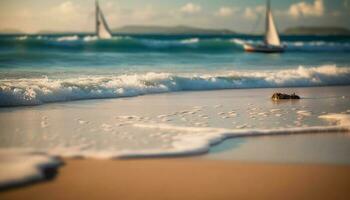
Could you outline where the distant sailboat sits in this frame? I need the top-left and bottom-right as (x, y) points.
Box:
(243, 0), (285, 53)
(95, 0), (112, 39)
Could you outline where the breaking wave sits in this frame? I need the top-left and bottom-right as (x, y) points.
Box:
(1, 65), (349, 106)
(0, 35), (347, 53)
(232, 38), (350, 52)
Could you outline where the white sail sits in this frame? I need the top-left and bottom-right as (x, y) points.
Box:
(96, 0), (112, 39)
(264, 0), (281, 46)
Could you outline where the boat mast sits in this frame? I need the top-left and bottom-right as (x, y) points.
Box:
(95, 0), (99, 36)
(264, 0), (270, 45)
(95, 0), (112, 39)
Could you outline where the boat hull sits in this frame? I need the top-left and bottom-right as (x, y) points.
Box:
(243, 43), (285, 53)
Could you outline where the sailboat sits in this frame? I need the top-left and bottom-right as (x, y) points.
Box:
(95, 0), (112, 39)
(243, 0), (285, 53)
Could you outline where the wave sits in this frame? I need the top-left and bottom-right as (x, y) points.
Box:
(232, 39), (350, 52)
(7, 35), (212, 52)
(0, 113), (349, 188)
(180, 38), (200, 44)
(56, 35), (79, 42)
(1, 65), (349, 106)
(2, 35), (348, 53)
(285, 41), (350, 52)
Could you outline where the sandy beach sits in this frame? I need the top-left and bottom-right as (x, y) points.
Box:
(1, 158), (350, 200)
(1, 86), (350, 195)
(1, 1), (350, 198)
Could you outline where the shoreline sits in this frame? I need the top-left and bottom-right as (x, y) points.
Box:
(1, 158), (350, 200)
(1, 86), (350, 196)
(1, 27), (350, 199)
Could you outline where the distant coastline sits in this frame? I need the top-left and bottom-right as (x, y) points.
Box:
(1, 25), (350, 36)
(34, 25), (236, 35)
(284, 26), (350, 36)
(111, 25), (235, 35)
(0, 28), (23, 34)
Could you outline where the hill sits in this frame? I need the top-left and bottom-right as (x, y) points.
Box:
(284, 26), (350, 35)
(0, 28), (23, 34)
(112, 25), (235, 35)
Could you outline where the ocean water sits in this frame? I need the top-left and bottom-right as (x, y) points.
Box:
(0, 34), (350, 106)
(1, 34), (350, 188)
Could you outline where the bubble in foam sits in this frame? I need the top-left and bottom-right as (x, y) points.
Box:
(101, 123), (113, 132)
(41, 121), (48, 128)
(297, 110), (312, 116)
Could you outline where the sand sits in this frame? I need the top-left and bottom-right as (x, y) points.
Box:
(1, 87), (350, 199)
(1, 158), (350, 200)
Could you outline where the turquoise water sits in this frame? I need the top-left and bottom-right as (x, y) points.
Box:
(0, 34), (350, 106)
(1, 34), (350, 188)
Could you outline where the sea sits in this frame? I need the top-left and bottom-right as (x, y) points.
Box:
(0, 34), (350, 106)
(0, 33), (350, 188)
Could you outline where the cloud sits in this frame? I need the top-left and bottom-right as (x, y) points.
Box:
(244, 8), (256, 19)
(180, 3), (201, 14)
(288, 0), (324, 18)
(215, 7), (236, 17)
(106, 4), (170, 27)
(44, 1), (89, 29)
(0, 1), (91, 33)
(0, 0), (348, 34)
(49, 1), (83, 19)
(56, 1), (76, 14)
(243, 6), (265, 20)
(130, 6), (156, 21)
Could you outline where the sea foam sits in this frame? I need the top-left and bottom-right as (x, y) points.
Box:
(56, 35), (79, 42)
(0, 65), (349, 106)
(119, 113), (350, 158)
(232, 39), (350, 52)
(0, 149), (61, 189)
(0, 113), (349, 188)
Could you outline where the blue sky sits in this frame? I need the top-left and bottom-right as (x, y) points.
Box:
(0, 0), (349, 33)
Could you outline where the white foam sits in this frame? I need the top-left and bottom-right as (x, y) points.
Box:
(123, 114), (349, 158)
(16, 36), (28, 40)
(297, 110), (312, 116)
(83, 35), (98, 42)
(318, 114), (350, 126)
(140, 38), (199, 48)
(77, 119), (89, 125)
(270, 109), (281, 112)
(56, 35), (79, 42)
(101, 123), (113, 132)
(0, 149), (61, 188)
(40, 121), (48, 128)
(231, 38), (246, 45)
(235, 125), (247, 129)
(180, 38), (199, 44)
(0, 114), (348, 188)
(286, 41), (350, 51)
(1, 65), (350, 106)
(232, 38), (350, 52)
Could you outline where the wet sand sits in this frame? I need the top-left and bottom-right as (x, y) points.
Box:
(1, 158), (350, 200)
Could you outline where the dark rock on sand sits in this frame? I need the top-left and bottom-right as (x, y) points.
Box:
(272, 93), (300, 100)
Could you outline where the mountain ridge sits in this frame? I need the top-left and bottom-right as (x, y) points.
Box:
(284, 26), (350, 35)
(111, 25), (236, 35)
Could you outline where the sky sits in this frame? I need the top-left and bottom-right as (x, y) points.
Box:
(0, 0), (349, 33)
